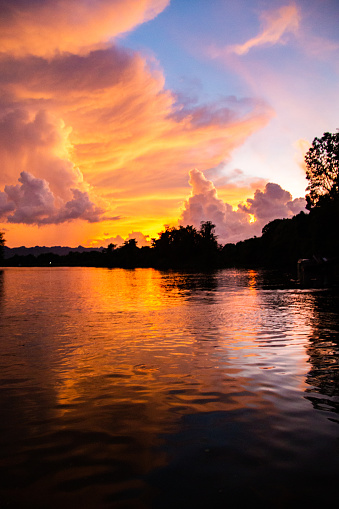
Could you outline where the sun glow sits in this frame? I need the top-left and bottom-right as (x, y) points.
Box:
(0, 0), (336, 248)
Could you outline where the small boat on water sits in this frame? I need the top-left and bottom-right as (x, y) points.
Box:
(298, 256), (339, 286)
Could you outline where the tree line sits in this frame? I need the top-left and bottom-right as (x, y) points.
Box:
(0, 232), (4, 261)
(1, 130), (338, 270)
(222, 130), (339, 268)
(0, 221), (220, 269)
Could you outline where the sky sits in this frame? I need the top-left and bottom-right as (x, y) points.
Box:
(0, 0), (338, 248)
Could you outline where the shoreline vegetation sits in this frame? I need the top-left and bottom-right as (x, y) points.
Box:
(1, 204), (338, 273)
(0, 131), (338, 276)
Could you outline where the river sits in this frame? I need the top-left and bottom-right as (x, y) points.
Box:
(0, 267), (338, 508)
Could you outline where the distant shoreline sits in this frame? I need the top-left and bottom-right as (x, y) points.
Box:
(2, 245), (104, 259)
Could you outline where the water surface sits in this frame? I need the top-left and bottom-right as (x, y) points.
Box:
(0, 267), (339, 508)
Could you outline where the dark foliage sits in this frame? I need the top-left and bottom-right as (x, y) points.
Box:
(2, 203), (338, 270)
(2, 130), (339, 271)
(151, 221), (220, 269)
(0, 232), (5, 261)
(305, 131), (339, 209)
(2, 222), (221, 269)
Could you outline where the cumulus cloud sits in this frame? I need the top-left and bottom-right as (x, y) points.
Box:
(180, 169), (254, 243)
(92, 231), (151, 248)
(0, 108), (85, 197)
(0, 104), (108, 227)
(231, 3), (300, 55)
(0, 172), (104, 224)
(239, 182), (304, 220)
(125, 232), (151, 247)
(0, 0), (275, 247)
(3, 172), (56, 224)
(180, 169), (306, 244)
(52, 188), (104, 224)
(0, 192), (15, 216)
(0, 47), (272, 198)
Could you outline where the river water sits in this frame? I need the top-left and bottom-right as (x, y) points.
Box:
(0, 267), (339, 508)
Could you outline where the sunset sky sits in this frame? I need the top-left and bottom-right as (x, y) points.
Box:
(0, 0), (338, 248)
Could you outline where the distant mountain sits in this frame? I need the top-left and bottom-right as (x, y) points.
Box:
(3, 245), (104, 259)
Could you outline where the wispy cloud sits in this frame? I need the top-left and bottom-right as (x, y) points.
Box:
(0, 41), (273, 236)
(230, 3), (300, 55)
(1, 0), (311, 247)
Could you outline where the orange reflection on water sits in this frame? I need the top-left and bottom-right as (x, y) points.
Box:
(88, 268), (185, 312)
(1, 269), (339, 509)
(0, 268), (315, 427)
(53, 269), (311, 420)
(51, 268), (197, 418)
(248, 269), (258, 291)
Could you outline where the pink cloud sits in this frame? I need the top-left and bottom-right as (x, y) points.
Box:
(239, 182), (301, 219)
(0, 108), (84, 198)
(53, 188), (104, 224)
(180, 169), (306, 244)
(180, 169), (254, 243)
(1, 172), (104, 224)
(0, 38), (273, 243)
(0, 192), (15, 216)
(0, 2), (277, 246)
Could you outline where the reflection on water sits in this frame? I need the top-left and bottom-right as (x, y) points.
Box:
(305, 291), (339, 420)
(0, 267), (339, 508)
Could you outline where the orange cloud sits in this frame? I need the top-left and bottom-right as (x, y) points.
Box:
(0, 0), (170, 57)
(0, 1), (276, 247)
(0, 44), (273, 236)
(231, 3), (299, 55)
(294, 138), (311, 174)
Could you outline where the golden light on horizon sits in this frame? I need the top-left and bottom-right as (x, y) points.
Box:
(1, 0), (335, 248)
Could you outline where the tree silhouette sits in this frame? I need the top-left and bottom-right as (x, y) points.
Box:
(116, 238), (140, 267)
(105, 243), (116, 253)
(305, 131), (339, 209)
(0, 232), (5, 261)
(152, 225), (199, 267)
(199, 221), (218, 246)
(151, 222), (220, 268)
